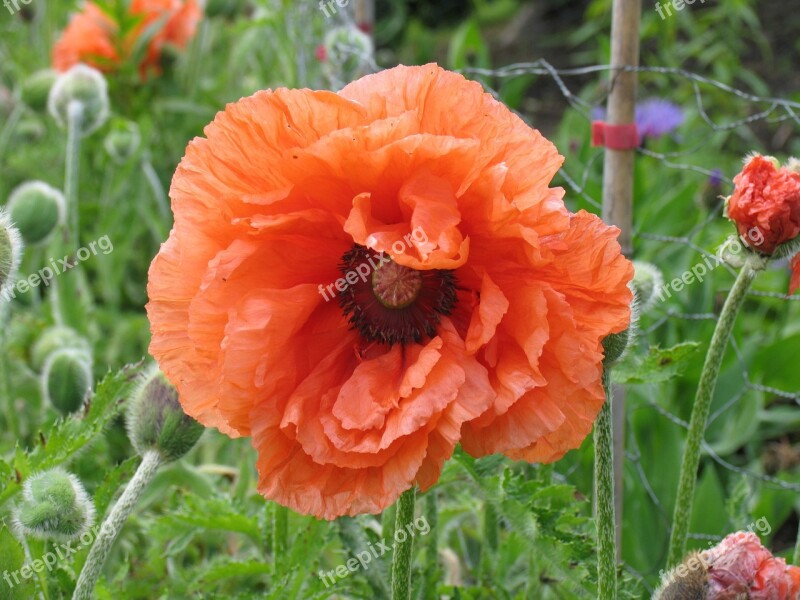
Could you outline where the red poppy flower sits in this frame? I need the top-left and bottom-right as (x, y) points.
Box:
(147, 64), (633, 519)
(791, 254), (800, 295)
(702, 532), (800, 599)
(52, 0), (201, 76)
(727, 155), (800, 254)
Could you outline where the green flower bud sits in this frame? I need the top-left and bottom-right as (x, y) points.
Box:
(0, 209), (24, 303)
(323, 26), (374, 88)
(6, 181), (65, 246)
(31, 326), (92, 372)
(631, 261), (664, 312)
(602, 284), (639, 367)
(41, 348), (93, 414)
(20, 69), (58, 113)
(15, 116), (46, 142)
(103, 118), (141, 164)
(127, 365), (203, 462)
(48, 64), (109, 137)
(13, 468), (96, 542)
(602, 328), (630, 366)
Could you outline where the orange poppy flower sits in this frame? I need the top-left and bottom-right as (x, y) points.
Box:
(702, 532), (800, 599)
(147, 65), (633, 519)
(727, 155), (800, 255)
(52, 0), (200, 76)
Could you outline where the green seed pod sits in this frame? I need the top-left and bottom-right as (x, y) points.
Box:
(6, 181), (65, 246)
(103, 119), (141, 164)
(127, 365), (204, 462)
(41, 348), (93, 414)
(31, 326), (92, 372)
(652, 551), (709, 600)
(631, 261), (664, 312)
(13, 468), (96, 542)
(0, 209), (24, 303)
(48, 64), (109, 137)
(20, 69), (58, 113)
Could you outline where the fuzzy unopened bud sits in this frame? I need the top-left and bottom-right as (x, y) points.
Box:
(603, 284), (639, 367)
(41, 348), (93, 414)
(653, 551), (709, 599)
(13, 468), (96, 542)
(31, 326), (92, 372)
(48, 64), (109, 137)
(323, 26), (374, 88)
(127, 365), (203, 462)
(0, 209), (23, 303)
(631, 261), (664, 312)
(103, 119), (141, 164)
(7, 181), (65, 246)
(21, 69), (58, 113)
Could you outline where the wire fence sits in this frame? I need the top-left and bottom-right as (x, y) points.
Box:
(455, 59), (800, 591)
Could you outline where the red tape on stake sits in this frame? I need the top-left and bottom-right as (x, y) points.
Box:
(591, 121), (639, 150)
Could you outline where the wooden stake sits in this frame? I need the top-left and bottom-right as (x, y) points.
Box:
(602, 0), (641, 560)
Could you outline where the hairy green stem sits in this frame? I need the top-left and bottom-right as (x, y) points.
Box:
(479, 499), (498, 585)
(272, 503), (288, 569)
(391, 487), (417, 600)
(667, 255), (763, 567)
(72, 450), (162, 600)
(595, 368), (617, 600)
(794, 520), (800, 567)
(422, 492), (439, 593)
(65, 100), (83, 247)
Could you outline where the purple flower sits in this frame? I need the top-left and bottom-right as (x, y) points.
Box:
(635, 98), (684, 140)
(591, 98), (684, 144)
(708, 168), (723, 188)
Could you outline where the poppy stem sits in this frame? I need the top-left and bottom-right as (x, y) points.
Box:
(72, 450), (163, 600)
(667, 253), (764, 568)
(65, 100), (83, 247)
(391, 487), (417, 600)
(794, 519), (800, 566)
(272, 504), (288, 569)
(595, 368), (617, 599)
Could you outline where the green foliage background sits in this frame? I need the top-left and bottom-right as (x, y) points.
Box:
(1, 0), (799, 598)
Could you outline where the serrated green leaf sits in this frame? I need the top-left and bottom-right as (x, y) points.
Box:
(0, 365), (141, 505)
(612, 342), (700, 384)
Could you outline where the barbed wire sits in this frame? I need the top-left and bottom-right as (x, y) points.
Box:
(455, 58), (800, 582)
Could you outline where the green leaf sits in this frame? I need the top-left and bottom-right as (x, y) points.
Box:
(0, 527), (35, 600)
(163, 493), (261, 542)
(0, 365), (141, 505)
(447, 19), (491, 71)
(612, 342), (700, 384)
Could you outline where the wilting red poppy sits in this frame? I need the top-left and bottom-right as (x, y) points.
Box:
(52, 0), (200, 77)
(703, 532), (800, 599)
(727, 155), (800, 254)
(147, 64), (633, 519)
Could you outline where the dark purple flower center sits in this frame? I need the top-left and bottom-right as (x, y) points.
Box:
(339, 245), (457, 346)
